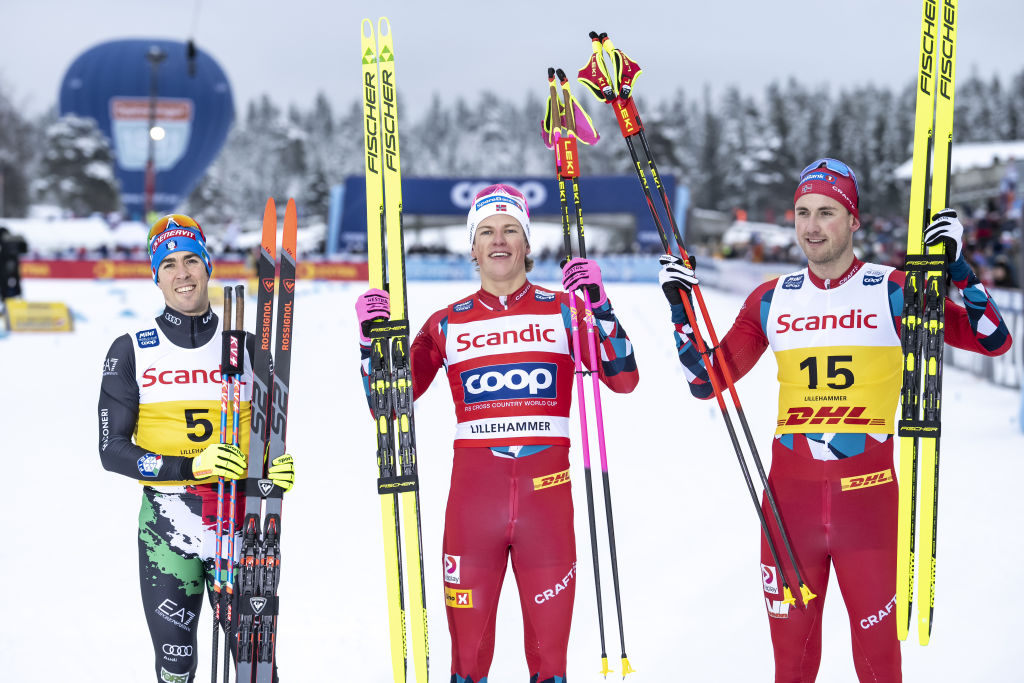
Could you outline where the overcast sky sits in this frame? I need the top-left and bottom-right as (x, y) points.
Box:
(3, 0), (1023, 119)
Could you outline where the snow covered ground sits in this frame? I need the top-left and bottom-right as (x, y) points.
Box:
(2, 276), (1021, 682)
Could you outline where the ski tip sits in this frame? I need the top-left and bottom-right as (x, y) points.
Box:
(378, 16), (391, 38)
(283, 198), (298, 257)
(263, 197), (276, 223)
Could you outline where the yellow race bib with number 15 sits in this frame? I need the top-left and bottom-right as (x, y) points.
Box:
(765, 266), (903, 435)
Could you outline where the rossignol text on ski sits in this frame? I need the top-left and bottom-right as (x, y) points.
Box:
(235, 197), (298, 681)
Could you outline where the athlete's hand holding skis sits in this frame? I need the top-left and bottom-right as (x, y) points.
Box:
(355, 288), (391, 343)
(922, 208), (965, 261)
(266, 455), (296, 492)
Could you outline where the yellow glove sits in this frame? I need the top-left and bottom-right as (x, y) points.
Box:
(268, 454), (295, 492)
(191, 443), (247, 480)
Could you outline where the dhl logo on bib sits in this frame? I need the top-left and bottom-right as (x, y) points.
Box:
(841, 469), (894, 492)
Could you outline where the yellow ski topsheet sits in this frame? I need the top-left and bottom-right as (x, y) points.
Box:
(897, 0), (958, 645)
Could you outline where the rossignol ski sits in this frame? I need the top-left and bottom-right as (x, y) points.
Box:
(543, 66), (634, 678)
(235, 197), (298, 681)
(896, 0), (957, 646)
(361, 17), (429, 683)
(576, 30), (816, 612)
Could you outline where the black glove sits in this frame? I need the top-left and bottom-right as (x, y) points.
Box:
(658, 254), (698, 306)
(923, 208), (964, 262)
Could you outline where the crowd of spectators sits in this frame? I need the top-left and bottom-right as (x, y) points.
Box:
(857, 202), (1020, 291)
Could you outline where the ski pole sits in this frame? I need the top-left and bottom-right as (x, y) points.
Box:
(212, 286), (232, 682)
(558, 67), (635, 677)
(547, 66), (612, 677)
(582, 30), (815, 606)
(224, 285), (244, 681)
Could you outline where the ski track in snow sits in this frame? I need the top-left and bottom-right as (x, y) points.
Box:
(2, 278), (1021, 682)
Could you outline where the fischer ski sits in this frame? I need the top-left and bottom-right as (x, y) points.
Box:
(577, 30), (816, 612)
(897, 0), (957, 646)
(361, 17), (429, 683)
(235, 197), (298, 681)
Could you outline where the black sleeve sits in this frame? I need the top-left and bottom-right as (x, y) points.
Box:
(97, 334), (192, 481)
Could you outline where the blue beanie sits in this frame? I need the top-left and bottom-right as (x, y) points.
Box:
(148, 214), (213, 284)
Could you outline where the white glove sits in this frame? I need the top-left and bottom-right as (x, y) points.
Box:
(658, 254), (699, 305)
(923, 208), (963, 261)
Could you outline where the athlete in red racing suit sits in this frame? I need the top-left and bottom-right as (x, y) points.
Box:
(659, 160), (1011, 682)
(358, 184), (638, 683)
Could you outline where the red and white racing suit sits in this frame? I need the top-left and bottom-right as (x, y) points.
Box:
(670, 258), (1011, 682)
(368, 280), (638, 683)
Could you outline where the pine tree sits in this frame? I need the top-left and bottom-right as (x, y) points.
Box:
(33, 114), (119, 215)
(0, 81), (41, 217)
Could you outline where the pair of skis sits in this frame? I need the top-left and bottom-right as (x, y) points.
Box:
(896, 0), (958, 646)
(214, 197), (297, 682)
(361, 18), (429, 683)
(575, 31), (815, 609)
(543, 67), (633, 679)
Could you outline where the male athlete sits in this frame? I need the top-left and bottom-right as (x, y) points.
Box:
(357, 184), (638, 682)
(659, 160), (1011, 682)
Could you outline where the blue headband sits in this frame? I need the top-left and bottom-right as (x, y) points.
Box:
(149, 223), (212, 284)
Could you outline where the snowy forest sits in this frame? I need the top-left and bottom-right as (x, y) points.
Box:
(2, 68), (1024, 228)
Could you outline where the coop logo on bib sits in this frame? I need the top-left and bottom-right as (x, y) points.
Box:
(863, 270), (886, 286)
(460, 362), (557, 404)
(444, 554), (461, 584)
(782, 274), (805, 290)
(136, 328), (160, 348)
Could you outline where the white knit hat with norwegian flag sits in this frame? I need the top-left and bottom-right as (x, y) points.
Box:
(466, 184), (531, 247)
